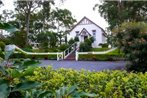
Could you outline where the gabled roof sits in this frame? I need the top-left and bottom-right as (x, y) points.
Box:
(79, 28), (91, 36)
(69, 16), (107, 37)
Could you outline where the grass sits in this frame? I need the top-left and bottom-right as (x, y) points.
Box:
(91, 48), (110, 52)
(107, 49), (124, 55)
(79, 48), (125, 61)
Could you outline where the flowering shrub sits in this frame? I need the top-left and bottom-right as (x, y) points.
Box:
(113, 22), (147, 72)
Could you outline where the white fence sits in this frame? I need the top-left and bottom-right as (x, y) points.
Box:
(6, 45), (63, 61)
(75, 48), (117, 61)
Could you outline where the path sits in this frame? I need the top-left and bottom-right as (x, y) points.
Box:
(39, 60), (127, 71)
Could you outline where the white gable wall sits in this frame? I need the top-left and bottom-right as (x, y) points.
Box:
(67, 23), (105, 48)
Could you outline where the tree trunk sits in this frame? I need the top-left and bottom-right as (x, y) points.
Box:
(25, 1), (32, 46)
(26, 12), (30, 45)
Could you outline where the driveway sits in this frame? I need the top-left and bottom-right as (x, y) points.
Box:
(39, 60), (127, 71)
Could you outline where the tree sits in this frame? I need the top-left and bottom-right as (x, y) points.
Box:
(95, 1), (147, 30)
(0, 0), (3, 20)
(36, 31), (58, 49)
(113, 22), (147, 72)
(9, 29), (27, 48)
(14, 0), (42, 45)
(52, 8), (76, 45)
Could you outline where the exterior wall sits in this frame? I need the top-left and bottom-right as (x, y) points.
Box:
(102, 34), (107, 43)
(67, 24), (105, 48)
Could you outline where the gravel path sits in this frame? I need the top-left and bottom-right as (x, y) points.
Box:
(39, 60), (127, 71)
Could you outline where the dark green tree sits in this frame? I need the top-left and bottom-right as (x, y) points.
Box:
(36, 31), (58, 49)
(113, 22), (147, 72)
(95, 1), (147, 30)
(9, 29), (27, 48)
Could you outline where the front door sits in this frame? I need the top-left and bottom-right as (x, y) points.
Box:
(84, 36), (88, 41)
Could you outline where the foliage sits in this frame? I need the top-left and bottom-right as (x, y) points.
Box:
(13, 0), (75, 46)
(79, 49), (124, 61)
(74, 36), (79, 42)
(79, 37), (94, 52)
(9, 53), (57, 60)
(91, 48), (109, 52)
(0, 22), (18, 32)
(37, 31), (58, 49)
(22, 45), (33, 52)
(59, 44), (69, 51)
(99, 43), (109, 48)
(1, 45), (96, 98)
(26, 67), (147, 97)
(0, 49), (41, 98)
(52, 8), (76, 45)
(113, 22), (147, 72)
(68, 38), (75, 45)
(0, 41), (5, 51)
(79, 42), (90, 52)
(79, 53), (124, 61)
(8, 30), (27, 48)
(95, 1), (147, 30)
(107, 34), (117, 47)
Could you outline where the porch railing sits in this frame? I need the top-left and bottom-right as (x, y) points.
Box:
(63, 42), (77, 59)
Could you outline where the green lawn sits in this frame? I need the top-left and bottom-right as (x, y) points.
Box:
(79, 48), (125, 61)
(91, 48), (110, 52)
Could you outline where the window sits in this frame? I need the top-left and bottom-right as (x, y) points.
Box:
(75, 31), (79, 36)
(93, 32), (96, 36)
(92, 30), (96, 41)
(92, 30), (96, 32)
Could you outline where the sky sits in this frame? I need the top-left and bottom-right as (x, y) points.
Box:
(1, 0), (108, 30)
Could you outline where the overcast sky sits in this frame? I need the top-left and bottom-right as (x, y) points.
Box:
(1, 0), (108, 30)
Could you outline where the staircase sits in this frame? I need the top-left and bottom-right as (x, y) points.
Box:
(63, 42), (78, 60)
(64, 51), (76, 60)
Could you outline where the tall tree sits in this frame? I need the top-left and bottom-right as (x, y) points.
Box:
(52, 8), (76, 45)
(14, 0), (42, 45)
(94, 1), (147, 30)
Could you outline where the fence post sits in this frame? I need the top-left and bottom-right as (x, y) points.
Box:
(57, 52), (63, 61)
(76, 51), (78, 61)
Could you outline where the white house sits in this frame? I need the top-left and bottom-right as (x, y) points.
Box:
(67, 16), (107, 48)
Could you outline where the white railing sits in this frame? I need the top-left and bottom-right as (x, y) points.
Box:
(63, 42), (77, 59)
(6, 45), (63, 61)
(75, 48), (117, 61)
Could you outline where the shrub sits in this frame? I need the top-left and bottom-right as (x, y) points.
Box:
(59, 44), (69, 51)
(79, 42), (91, 52)
(79, 37), (93, 52)
(40, 41), (49, 52)
(68, 38), (75, 45)
(22, 45), (33, 52)
(99, 43), (108, 48)
(9, 53), (57, 60)
(113, 22), (147, 72)
(0, 41), (5, 51)
(74, 36), (79, 42)
(26, 54), (57, 60)
(26, 67), (147, 97)
(79, 53), (124, 61)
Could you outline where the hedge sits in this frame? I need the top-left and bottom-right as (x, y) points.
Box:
(9, 53), (57, 60)
(25, 67), (147, 98)
(79, 54), (125, 61)
(79, 49), (125, 61)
